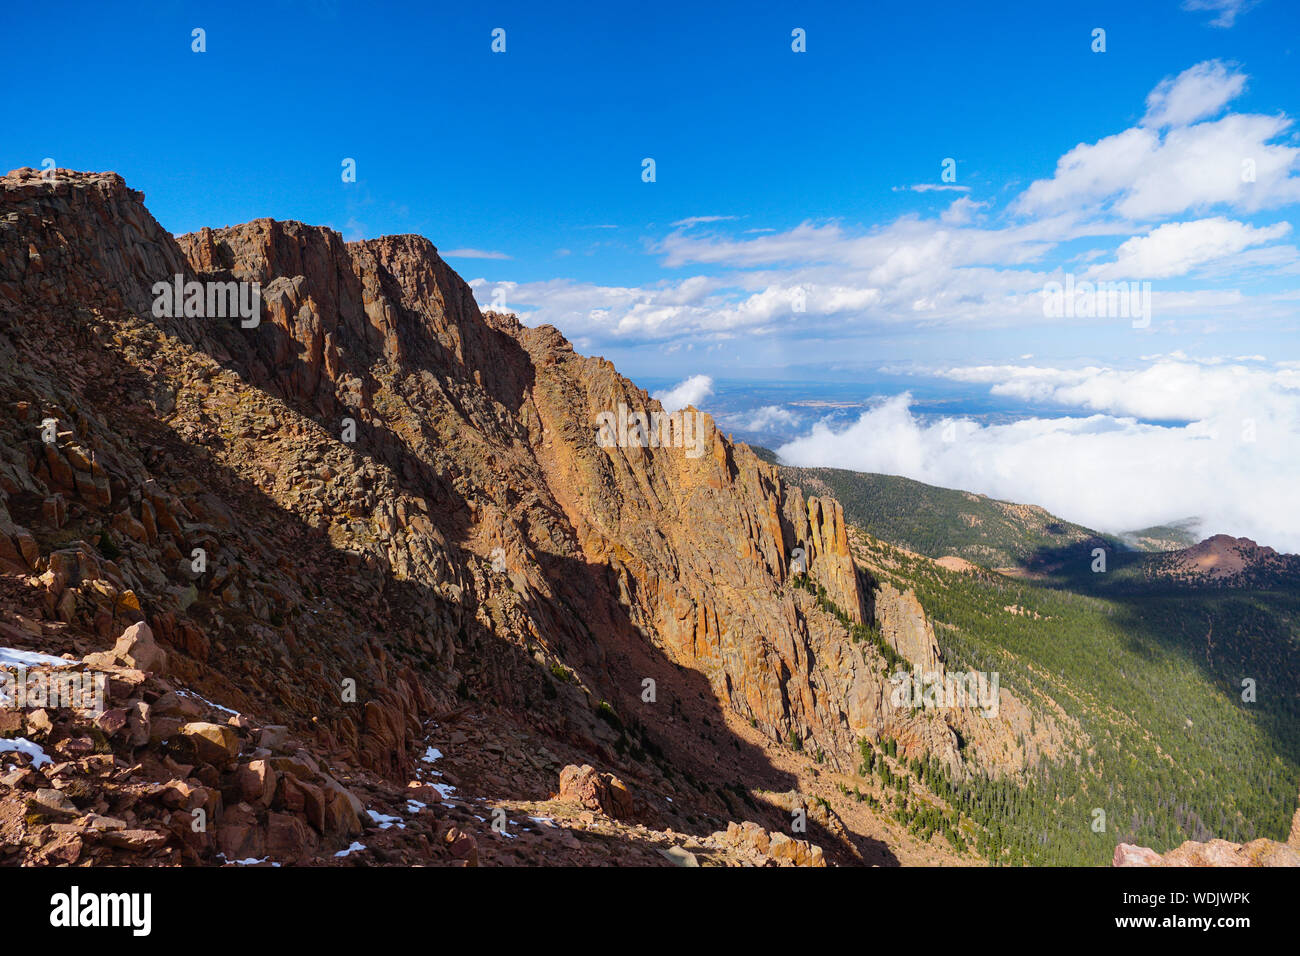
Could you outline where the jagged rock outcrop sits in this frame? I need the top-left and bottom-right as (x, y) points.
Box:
(712, 819), (826, 867)
(1113, 838), (1300, 867)
(0, 167), (925, 867)
(805, 496), (863, 622)
(556, 763), (635, 820)
(870, 582), (944, 674)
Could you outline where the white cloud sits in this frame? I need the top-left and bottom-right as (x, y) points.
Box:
(653, 375), (714, 412)
(343, 218), (368, 242)
(1142, 60), (1246, 128)
(443, 248), (511, 260)
(1089, 217), (1292, 279)
(659, 220), (849, 268)
(1011, 127), (1160, 218)
(1122, 115), (1300, 218)
(1015, 62), (1300, 220)
(725, 405), (801, 432)
(672, 215), (738, 227)
(894, 184), (972, 193)
(777, 359), (1300, 550)
(941, 196), (988, 225)
(1181, 0), (1259, 28)
(939, 358), (1300, 421)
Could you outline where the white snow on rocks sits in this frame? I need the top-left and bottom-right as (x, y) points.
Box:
(0, 736), (53, 768)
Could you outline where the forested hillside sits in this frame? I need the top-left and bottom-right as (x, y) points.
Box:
(849, 534), (1300, 865)
(773, 462), (1110, 568)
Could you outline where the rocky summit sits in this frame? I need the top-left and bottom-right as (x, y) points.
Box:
(0, 168), (1029, 866)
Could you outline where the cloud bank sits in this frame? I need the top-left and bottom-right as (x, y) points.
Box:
(652, 375), (714, 412)
(776, 357), (1300, 551)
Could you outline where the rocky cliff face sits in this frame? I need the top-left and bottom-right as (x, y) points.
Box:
(0, 168), (956, 865)
(870, 582), (945, 674)
(168, 190), (874, 762)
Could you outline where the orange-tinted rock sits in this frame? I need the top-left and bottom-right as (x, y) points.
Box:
(1114, 838), (1300, 867)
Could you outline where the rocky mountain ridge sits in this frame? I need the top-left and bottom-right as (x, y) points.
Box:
(0, 168), (1004, 865)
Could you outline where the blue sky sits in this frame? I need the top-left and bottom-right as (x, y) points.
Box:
(5, 0), (1300, 544)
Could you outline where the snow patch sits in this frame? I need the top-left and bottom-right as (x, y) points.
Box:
(178, 688), (240, 717)
(367, 809), (405, 830)
(0, 646), (72, 669)
(0, 736), (53, 768)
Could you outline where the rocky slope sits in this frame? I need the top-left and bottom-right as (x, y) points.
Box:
(0, 168), (1001, 865)
(1113, 828), (1300, 867)
(850, 531), (1074, 776)
(1143, 534), (1300, 587)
